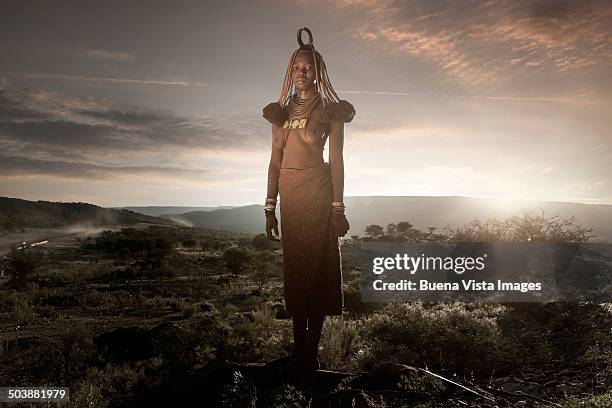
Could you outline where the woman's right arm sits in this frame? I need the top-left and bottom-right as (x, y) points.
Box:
(267, 124), (284, 200)
(266, 125), (284, 240)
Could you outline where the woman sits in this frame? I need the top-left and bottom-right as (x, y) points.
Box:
(263, 27), (355, 372)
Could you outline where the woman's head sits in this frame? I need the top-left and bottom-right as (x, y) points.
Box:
(277, 28), (341, 107)
(291, 50), (316, 92)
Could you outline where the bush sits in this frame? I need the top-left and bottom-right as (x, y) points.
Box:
(359, 302), (505, 378)
(444, 210), (593, 243)
(5, 247), (42, 289)
(397, 371), (446, 397)
(223, 247), (253, 276)
(182, 303), (197, 318)
(555, 391), (612, 408)
(12, 296), (37, 324)
(60, 326), (97, 383)
(250, 302), (275, 329)
(267, 383), (307, 408)
(320, 317), (360, 372)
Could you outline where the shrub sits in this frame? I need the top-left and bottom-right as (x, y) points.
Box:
(223, 247), (253, 276)
(320, 317), (360, 372)
(5, 247), (42, 290)
(266, 383), (308, 408)
(397, 371), (446, 397)
(359, 302), (505, 378)
(555, 391), (612, 408)
(63, 326), (97, 379)
(444, 210), (593, 243)
(250, 302), (275, 330)
(249, 250), (275, 291)
(12, 296), (38, 324)
(183, 303), (197, 318)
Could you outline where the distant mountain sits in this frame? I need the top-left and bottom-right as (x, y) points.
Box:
(161, 205), (264, 231)
(161, 196), (612, 242)
(0, 197), (173, 230)
(120, 206), (236, 217)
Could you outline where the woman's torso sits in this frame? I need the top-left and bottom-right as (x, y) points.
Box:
(279, 102), (330, 169)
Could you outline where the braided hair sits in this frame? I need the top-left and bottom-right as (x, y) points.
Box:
(263, 27), (355, 126)
(277, 28), (340, 107)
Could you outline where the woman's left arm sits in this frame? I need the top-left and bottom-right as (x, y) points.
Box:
(328, 120), (345, 202)
(328, 120), (350, 237)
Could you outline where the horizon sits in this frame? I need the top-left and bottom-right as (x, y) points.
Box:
(1, 1), (611, 206)
(4, 193), (612, 209)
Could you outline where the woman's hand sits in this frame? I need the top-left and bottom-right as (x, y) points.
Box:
(330, 212), (350, 237)
(266, 213), (280, 241)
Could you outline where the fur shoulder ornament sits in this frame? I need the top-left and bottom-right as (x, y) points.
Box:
(262, 102), (287, 127)
(323, 100), (355, 123)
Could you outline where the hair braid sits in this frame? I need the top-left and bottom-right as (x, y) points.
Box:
(277, 47), (341, 108)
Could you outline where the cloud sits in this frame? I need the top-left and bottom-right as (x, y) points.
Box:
(0, 154), (207, 181)
(82, 49), (135, 61)
(339, 0), (612, 86)
(337, 89), (592, 104)
(0, 88), (267, 156)
(0, 88), (270, 183)
(3, 72), (207, 87)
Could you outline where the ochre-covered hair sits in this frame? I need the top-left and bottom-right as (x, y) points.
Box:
(263, 27), (355, 126)
(277, 29), (339, 107)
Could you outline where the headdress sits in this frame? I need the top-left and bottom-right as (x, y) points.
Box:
(263, 27), (355, 127)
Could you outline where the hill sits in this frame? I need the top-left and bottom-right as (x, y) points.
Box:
(0, 196), (173, 230)
(161, 205), (263, 231)
(162, 196), (612, 242)
(119, 206), (236, 217)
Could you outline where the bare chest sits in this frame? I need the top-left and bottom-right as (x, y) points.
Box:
(282, 105), (330, 148)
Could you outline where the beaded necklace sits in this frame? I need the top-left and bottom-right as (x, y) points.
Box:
(283, 93), (321, 129)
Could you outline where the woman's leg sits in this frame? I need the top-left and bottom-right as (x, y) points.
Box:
(304, 314), (325, 370)
(292, 316), (307, 354)
(307, 315), (324, 344)
(268, 316), (307, 368)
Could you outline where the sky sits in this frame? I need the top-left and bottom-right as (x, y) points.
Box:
(1, 0), (611, 207)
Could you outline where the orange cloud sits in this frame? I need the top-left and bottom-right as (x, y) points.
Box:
(337, 0), (612, 86)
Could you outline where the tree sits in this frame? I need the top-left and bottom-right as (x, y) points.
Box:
(180, 238), (198, 249)
(5, 246), (40, 289)
(223, 247), (253, 276)
(250, 250), (275, 291)
(140, 236), (177, 279)
(386, 223), (397, 235)
(397, 222), (413, 234)
(252, 233), (272, 251)
(201, 238), (230, 252)
(444, 210), (593, 243)
(365, 224), (384, 238)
